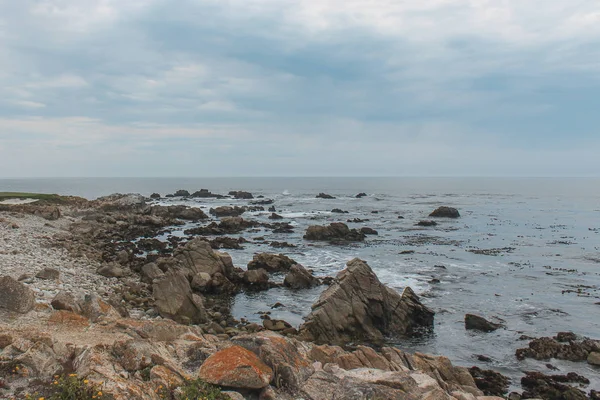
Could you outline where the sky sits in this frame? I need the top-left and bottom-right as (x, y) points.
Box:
(1, 0), (599, 177)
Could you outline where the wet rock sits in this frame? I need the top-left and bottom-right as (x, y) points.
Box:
(97, 263), (126, 278)
(300, 258), (434, 345)
(205, 236), (245, 250)
(587, 352), (600, 366)
(476, 355), (492, 362)
(0, 276), (35, 313)
(268, 213), (284, 220)
(248, 253), (297, 273)
(269, 241), (296, 248)
(284, 264), (320, 289)
(468, 367), (510, 396)
(51, 291), (81, 313)
(360, 227), (378, 235)
(429, 206), (461, 218)
(271, 302), (284, 309)
(263, 318), (292, 332)
(347, 218), (369, 223)
(173, 189), (190, 197)
(152, 270), (208, 324)
(316, 193), (336, 199)
(331, 208), (348, 214)
(252, 199), (274, 205)
(516, 334), (600, 361)
(465, 314), (504, 332)
(151, 205), (209, 221)
(416, 220), (438, 227)
(268, 206), (276, 212)
(397, 215), (405, 219)
(356, 193), (367, 198)
(229, 190), (254, 199)
(35, 267), (60, 280)
(243, 269), (270, 290)
(304, 222), (366, 242)
(210, 206), (246, 217)
(521, 371), (590, 400)
(192, 189), (225, 198)
(150, 193), (161, 199)
(198, 345), (273, 389)
(556, 331), (578, 342)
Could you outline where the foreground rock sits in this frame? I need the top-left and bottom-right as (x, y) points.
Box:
(152, 270), (208, 324)
(300, 258), (434, 345)
(465, 314), (504, 332)
(199, 345), (273, 389)
(248, 253), (297, 273)
(284, 264), (320, 289)
(429, 206), (461, 218)
(304, 223), (366, 242)
(0, 276), (36, 313)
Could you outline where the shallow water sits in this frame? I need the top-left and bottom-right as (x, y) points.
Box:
(2, 177), (599, 391)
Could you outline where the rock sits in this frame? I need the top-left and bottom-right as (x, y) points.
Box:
(173, 189), (190, 197)
(270, 241), (296, 248)
(468, 367), (510, 397)
(141, 263), (165, 284)
(210, 206), (246, 217)
(198, 345), (273, 389)
(284, 264), (320, 289)
(35, 267), (60, 280)
(429, 206), (460, 218)
(33, 206), (61, 220)
(516, 334), (600, 361)
(360, 227), (378, 235)
(465, 314), (503, 332)
(116, 249), (130, 264)
(263, 319), (292, 332)
(356, 193), (367, 198)
(303, 223), (366, 242)
(150, 193), (161, 199)
(416, 220), (438, 227)
(0, 276), (35, 313)
(556, 331), (578, 342)
(78, 293), (120, 322)
(152, 271), (207, 324)
(223, 391), (245, 400)
(175, 238), (235, 280)
(300, 258), (434, 345)
(0, 333), (13, 349)
(97, 263), (126, 278)
(191, 272), (212, 291)
(248, 253), (297, 273)
(521, 371), (589, 400)
(268, 213), (284, 220)
(268, 206), (276, 212)
(152, 205), (209, 221)
(331, 208), (348, 214)
(243, 269), (270, 290)
(316, 193), (336, 199)
(587, 352), (600, 366)
(51, 291), (81, 313)
(229, 190), (254, 199)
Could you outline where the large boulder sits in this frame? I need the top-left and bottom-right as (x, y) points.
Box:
(300, 259), (434, 345)
(229, 190), (254, 199)
(198, 345), (273, 389)
(243, 269), (270, 290)
(429, 206), (460, 218)
(284, 265), (320, 289)
(464, 314), (503, 332)
(304, 223), (366, 242)
(0, 276), (35, 313)
(152, 270), (207, 324)
(175, 238), (235, 280)
(248, 253), (297, 273)
(210, 206), (246, 217)
(151, 205), (208, 221)
(516, 333), (600, 361)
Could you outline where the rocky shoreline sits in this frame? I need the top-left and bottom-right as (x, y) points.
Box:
(1, 193), (599, 399)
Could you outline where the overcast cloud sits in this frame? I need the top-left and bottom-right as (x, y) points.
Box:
(1, 0), (599, 177)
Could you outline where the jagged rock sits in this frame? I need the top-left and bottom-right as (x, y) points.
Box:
(198, 345), (273, 389)
(316, 193), (336, 199)
(35, 267), (60, 280)
(516, 334), (600, 361)
(360, 227), (378, 235)
(210, 206), (246, 217)
(521, 371), (589, 400)
(304, 223), (366, 242)
(191, 188), (224, 198)
(248, 253), (297, 273)
(356, 193), (367, 198)
(284, 265), (320, 289)
(243, 269), (270, 290)
(78, 293), (120, 322)
(0, 276), (35, 313)
(97, 263), (126, 278)
(270, 241), (296, 248)
(300, 258), (434, 345)
(175, 238), (235, 281)
(151, 205), (208, 220)
(268, 206), (276, 212)
(191, 272), (212, 291)
(331, 208), (348, 214)
(229, 191), (254, 199)
(429, 206), (460, 218)
(51, 291), (81, 313)
(268, 213), (283, 220)
(173, 189), (190, 197)
(468, 367), (510, 396)
(140, 263), (165, 284)
(465, 314), (503, 332)
(150, 193), (161, 199)
(152, 271), (207, 324)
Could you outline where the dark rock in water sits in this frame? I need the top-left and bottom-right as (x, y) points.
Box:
(173, 189), (190, 197)
(271, 302), (284, 309)
(284, 264), (320, 289)
(268, 206), (276, 212)
(184, 217), (257, 236)
(347, 218), (369, 223)
(356, 192), (367, 198)
(269, 241), (296, 248)
(272, 223), (294, 234)
(400, 250), (415, 255)
(35, 267), (60, 280)
(150, 193), (161, 199)
(251, 199), (273, 205)
(465, 314), (504, 332)
(476, 355), (492, 362)
(371, 210), (379, 214)
(516, 333), (600, 361)
(469, 366), (510, 396)
(205, 236), (245, 250)
(434, 264), (446, 269)
(268, 213), (284, 220)
(165, 194), (174, 198)
(210, 206), (246, 217)
(299, 258), (434, 345)
(416, 220), (437, 227)
(151, 205), (209, 221)
(304, 222), (366, 242)
(229, 190), (254, 199)
(248, 253), (297, 273)
(556, 331), (578, 342)
(429, 278), (441, 284)
(191, 189), (225, 198)
(331, 208), (348, 214)
(429, 206), (460, 218)
(243, 269), (270, 290)
(360, 227), (378, 235)
(521, 371), (590, 400)
(397, 215), (405, 219)
(316, 193), (336, 199)
(546, 363), (560, 371)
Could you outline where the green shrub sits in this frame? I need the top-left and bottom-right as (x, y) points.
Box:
(24, 374), (110, 400)
(175, 379), (229, 400)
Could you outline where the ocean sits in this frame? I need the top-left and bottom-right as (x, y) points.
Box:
(2, 177), (599, 389)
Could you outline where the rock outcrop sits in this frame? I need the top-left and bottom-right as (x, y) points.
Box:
(429, 206), (460, 218)
(516, 333), (600, 361)
(316, 193), (336, 199)
(300, 258), (434, 345)
(229, 190), (254, 199)
(0, 276), (35, 313)
(303, 223), (366, 242)
(210, 206), (246, 217)
(284, 264), (320, 289)
(247, 253), (297, 273)
(152, 270), (207, 324)
(465, 314), (504, 332)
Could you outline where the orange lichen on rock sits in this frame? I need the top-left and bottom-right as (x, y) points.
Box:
(198, 345), (273, 389)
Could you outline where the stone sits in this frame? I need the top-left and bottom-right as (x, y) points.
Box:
(176, 238), (235, 280)
(284, 264), (320, 289)
(79, 293), (120, 322)
(229, 190), (254, 199)
(263, 319), (292, 332)
(51, 291), (81, 313)
(268, 213), (284, 220)
(223, 391), (245, 400)
(35, 267), (60, 280)
(588, 351), (600, 366)
(243, 269), (270, 289)
(417, 220), (438, 227)
(429, 206), (460, 218)
(141, 263), (165, 284)
(300, 258), (434, 345)
(152, 271), (207, 324)
(468, 367), (510, 397)
(0, 276), (35, 313)
(356, 193), (368, 198)
(465, 314), (503, 332)
(210, 206), (246, 217)
(97, 263), (126, 278)
(198, 345), (273, 389)
(360, 227), (378, 235)
(303, 223), (366, 242)
(191, 272), (212, 291)
(316, 193), (336, 199)
(521, 371), (589, 400)
(150, 193), (161, 199)
(248, 253), (297, 273)
(516, 335), (600, 361)
(173, 189), (190, 197)
(33, 206), (61, 220)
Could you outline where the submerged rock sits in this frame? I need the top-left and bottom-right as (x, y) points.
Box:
(300, 258), (434, 345)
(173, 189), (190, 197)
(0, 276), (36, 313)
(356, 192), (367, 198)
(416, 220), (438, 227)
(304, 223), (366, 242)
(429, 206), (461, 218)
(268, 213), (283, 220)
(360, 227), (378, 235)
(465, 314), (504, 332)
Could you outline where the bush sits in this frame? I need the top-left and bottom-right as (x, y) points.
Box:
(25, 374), (111, 400)
(174, 378), (229, 400)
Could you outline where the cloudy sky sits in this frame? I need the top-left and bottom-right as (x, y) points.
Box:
(1, 0), (599, 177)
